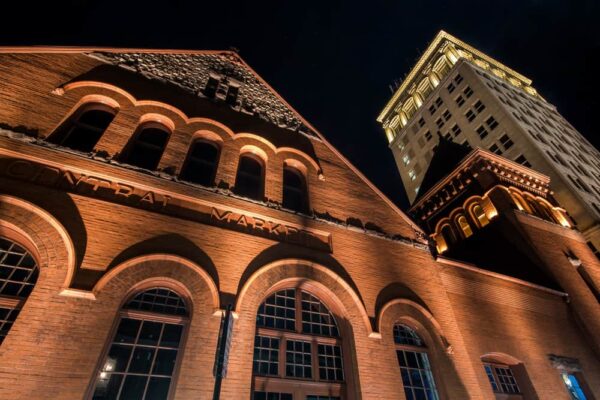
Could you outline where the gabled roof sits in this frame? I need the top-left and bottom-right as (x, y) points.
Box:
(0, 46), (426, 238)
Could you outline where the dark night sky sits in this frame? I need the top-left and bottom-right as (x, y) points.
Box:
(2, 0), (599, 209)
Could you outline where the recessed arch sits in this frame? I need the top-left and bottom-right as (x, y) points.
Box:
(0, 195), (76, 292)
(92, 254), (220, 311)
(235, 258), (372, 336)
(277, 147), (320, 173)
(234, 133), (278, 154)
(239, 144), (268, 163)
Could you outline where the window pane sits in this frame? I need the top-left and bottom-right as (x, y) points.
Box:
(106, 344), (132, 373)
(125, 288), (187, 316)
(234, 156), (264, 199)
(146, 377), (171, 400)
(317, 344), (344, 381)
(397, 350), (439, 400)
(301, 292), (339, 337)
(153, 349), (178, 376)
(160, 324), (183, 348)
(393, 324), (423, 346)
(286, 340), (312, 379)
(257, 289), (296, 331)
(253, 335), (280, 376)
(92, 373), (123, 400)
(129, 348), (155, 374)
(114, 318), (141, 344)
(120, 375), (147, 400)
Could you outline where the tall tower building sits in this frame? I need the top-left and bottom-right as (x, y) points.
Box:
(377, 31), (600, 254)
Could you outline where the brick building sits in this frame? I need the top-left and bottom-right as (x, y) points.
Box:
(0, 47), (599, 400)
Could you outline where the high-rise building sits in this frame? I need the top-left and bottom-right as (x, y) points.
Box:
(377, 31), (600, 254)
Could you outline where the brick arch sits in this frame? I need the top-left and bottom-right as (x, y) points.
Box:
(82, 255), (222, 400)
(378, 299), (470, 399)
(92, 253), (220, 311)
(0, 195), (75, 291)
(235, 259), (371, 334)
(226, 259), (369, 399)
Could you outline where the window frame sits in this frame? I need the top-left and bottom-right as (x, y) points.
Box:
(86, 286), (190, 400)
(120, 121), (171, 171)
(48, 102), (116, 152)
(179, 139), (221, 186)
(393, 323), (441, 400)
(234, 153), (266, 200)
(252, 286), (347, 399)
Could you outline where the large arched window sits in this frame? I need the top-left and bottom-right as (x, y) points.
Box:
(49, 103), (115, 152)
(252, 288), (345, 399)
(121, 123), (170, 170)
(0, 237), (39, 344)
(234, 154), (264, 200)
(440, 224), (457, 247)
(179, 140), (220, 186)
(90, 287), (188, 400)
(282, 166), (308, 213)
(393, 324), (440, 400)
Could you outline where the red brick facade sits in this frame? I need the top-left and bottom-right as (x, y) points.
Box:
(0, 49), (598, 399)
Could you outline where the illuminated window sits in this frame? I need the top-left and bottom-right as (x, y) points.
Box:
(252, 289), (345, 398)
(394, 324), (440, 400)
(472, 204), (490, 227)
(48, 103), (115, 152)
(483, 363), (520, 394)
(234, 154), (265, 200)
(121, 124), (170, 170)
(457, 215), (473, 237)
(0, 237), (39, 345)
(403, 155), (411, 166)
(179, 140), (220, 186)
(409, 170), (417, 181)
(90, 288), (188, 400)
(282, 166), (309, 213)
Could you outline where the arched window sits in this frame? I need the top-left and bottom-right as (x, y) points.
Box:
(234, 154), (264, 200)
(282, 166), (308, 213)
(121, 124), (170, 170)
(457, 215), (473, 238)
(472, 204), (490, 227)
(90, 287), (188, 400)
(535, 200), (558, 223)
(179, 140), (220, 186)
(440, 224), (457, 247)
(0, 237), (39, 344)
(393, 324), (440, 400)
(483, 361), (520, 395)
(49, 103), (115, 152)
(510, 191), (528, 212)
(252, 289), (345, 399)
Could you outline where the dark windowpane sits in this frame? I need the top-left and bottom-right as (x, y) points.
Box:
(160, 324), (183, 348)
(122, 127), (169, 170)
(51, 107), (115, 152)
(129, 348), (155, 374)
(120, 375), (147, 400)
(152, 349), (177, 376)
(125, 288), (187, 316)
(138, 321), (162, 346)
(180, 141), (220, 186)
(283, 167), (308, 212)
(114, 319), (141, 344)
(234, 156), (264, 200)
(146, 377), (171, 400)
(106, 344), (132, 373)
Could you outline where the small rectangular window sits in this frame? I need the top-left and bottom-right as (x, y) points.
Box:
(402, 155), (410, 166)
(500, 134), (514, 150)
(474, 100), (485, 113)
(489, 144), (502, 155)
(477, 125), (489, 140)
(463, 86), (474, 98)
(285, 340), (312, 379)
(443, 110), (452, 121)
(455, 95), (465, 106)
(425, 131), (433, 141)
(454, 74), (464, 84)
(418, 117), (426, 128)
(436, 117), (445, 129)
(447, 82), (456, 93)
(451, 124), (462, 137)
(409, 169), (417, 181)
(515, 155), (531, 167)
(465, 110), (476, 122)
(486, 116), (499, 130)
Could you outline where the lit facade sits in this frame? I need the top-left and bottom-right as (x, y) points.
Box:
(377, 31), (600, 254)
(0, 47), (599, 400)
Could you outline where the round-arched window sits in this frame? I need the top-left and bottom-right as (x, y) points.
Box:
(252, 288), (346, 399)
(0, 237), (39, 344)
(282, 166), (309, 213)
(121, 124), (171, 171)
(90, 287), (188, 400)
(179, 140), (220, 187)
(234, 154), (265, 200)
(393, 324), (440, 400)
